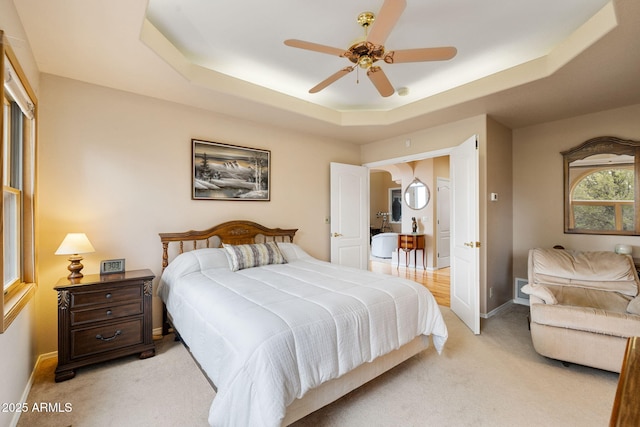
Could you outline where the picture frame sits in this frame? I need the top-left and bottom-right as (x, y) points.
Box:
(192, 139), (270, 201)
(100, 258), (125, 275)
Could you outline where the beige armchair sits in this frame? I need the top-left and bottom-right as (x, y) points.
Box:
(523, 248), (640, 373)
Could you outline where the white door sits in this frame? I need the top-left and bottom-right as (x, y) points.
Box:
(436, 177), (451, 268)
(450, 135), (480, 334)
(330, 162), (369, 269)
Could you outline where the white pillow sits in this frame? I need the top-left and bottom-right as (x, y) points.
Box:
(191, 248), (232, 270)
(276, 242), (312, 262)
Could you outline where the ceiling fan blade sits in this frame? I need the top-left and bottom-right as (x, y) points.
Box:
(367, 0), (407, 46)
(385, 47), (457, 63)
(284, 39), (347, 57)
(309, 66), (355, 93)
(367, 66), (395, 97)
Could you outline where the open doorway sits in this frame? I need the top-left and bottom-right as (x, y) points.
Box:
(367, 156), (451, 307)
(333, 135), (479, 331)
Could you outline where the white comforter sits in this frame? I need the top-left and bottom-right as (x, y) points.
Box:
(158, 243), (447, 427)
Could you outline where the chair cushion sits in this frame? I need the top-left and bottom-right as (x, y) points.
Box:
(531, 302), (640, 338)
(551, 286), (631, 311)
(529, 248), (639, 296)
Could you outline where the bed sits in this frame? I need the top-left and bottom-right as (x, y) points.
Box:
(158, 220), (448, 427)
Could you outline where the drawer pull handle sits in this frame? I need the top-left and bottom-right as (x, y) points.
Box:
(106, 310), (113, 316)
(105, 293), (112, 299)
(96, 330), (122, 342)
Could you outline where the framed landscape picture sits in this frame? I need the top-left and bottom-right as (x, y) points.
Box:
(192, 139), (270, 201)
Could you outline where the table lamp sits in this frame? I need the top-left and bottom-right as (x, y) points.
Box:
(55, 233), (95, 279)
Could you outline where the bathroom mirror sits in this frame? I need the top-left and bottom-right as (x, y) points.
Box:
(563, 136), (640, 235)
(404, 178), (430, 210)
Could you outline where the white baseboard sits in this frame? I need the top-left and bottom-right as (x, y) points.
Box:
(481, 300), (513, 319)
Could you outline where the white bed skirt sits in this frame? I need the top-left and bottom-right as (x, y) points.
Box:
(282, 335), (430, 425)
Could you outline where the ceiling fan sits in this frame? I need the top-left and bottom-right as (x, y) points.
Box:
(284, 0), (457, 97)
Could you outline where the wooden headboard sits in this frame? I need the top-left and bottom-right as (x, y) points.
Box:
(159, 220), (298, 270)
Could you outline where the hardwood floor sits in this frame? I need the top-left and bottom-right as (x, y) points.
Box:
(369, 260), (451, 307)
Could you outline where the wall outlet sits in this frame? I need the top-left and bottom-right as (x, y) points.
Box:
(489, 287), (494, 298)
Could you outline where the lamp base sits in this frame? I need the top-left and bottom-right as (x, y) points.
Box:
(67, 256), (85, 280)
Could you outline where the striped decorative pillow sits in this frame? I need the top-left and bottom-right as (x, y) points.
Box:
(223, 242), (287, 272)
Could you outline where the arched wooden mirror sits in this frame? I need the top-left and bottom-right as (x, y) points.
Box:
(563, 136), (640, 235)
(404, 178), (430, 210)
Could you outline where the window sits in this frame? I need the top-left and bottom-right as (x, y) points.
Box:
(571, 167), (634, 231)
(563, 136), (640, 235)
(1, 32), (37, 332)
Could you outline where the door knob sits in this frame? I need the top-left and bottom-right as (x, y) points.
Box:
(332, 232), (343, 237)
(464, 242), (474, 247)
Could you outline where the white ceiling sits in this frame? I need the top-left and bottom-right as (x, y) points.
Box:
(10, 0), (640, 144)
(146, 0), (608, 111)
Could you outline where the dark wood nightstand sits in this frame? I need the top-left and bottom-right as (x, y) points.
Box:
(54, 269), (156, 382)
(397, 234), (425, 269)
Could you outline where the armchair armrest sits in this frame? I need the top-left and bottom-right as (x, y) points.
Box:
(521, 284), (557, 305)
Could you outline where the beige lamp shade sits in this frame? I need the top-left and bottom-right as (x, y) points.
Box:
(55, 233), (95, 255)
(55, 233), (95, 279)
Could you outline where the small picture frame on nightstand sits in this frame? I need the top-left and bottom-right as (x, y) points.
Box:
(100, 258), (125, 275)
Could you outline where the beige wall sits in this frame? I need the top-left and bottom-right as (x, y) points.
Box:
(360, 115), (486, 165)
(485, 118), (513, 313)
(512, 103), (640, 281)
(36, 74), (360, 354)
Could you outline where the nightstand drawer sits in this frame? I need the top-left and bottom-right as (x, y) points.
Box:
(71, 318), (143, 359)
(398, 234), (423, 249)
(71, 285), (142, 308)
(55, 269), (155, 381)
(70, 301), (143, 325)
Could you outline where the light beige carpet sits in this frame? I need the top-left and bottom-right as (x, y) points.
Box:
(18, 304), (618, 427)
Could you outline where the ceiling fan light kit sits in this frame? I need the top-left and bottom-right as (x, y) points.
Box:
(284, 0), (457, 98)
